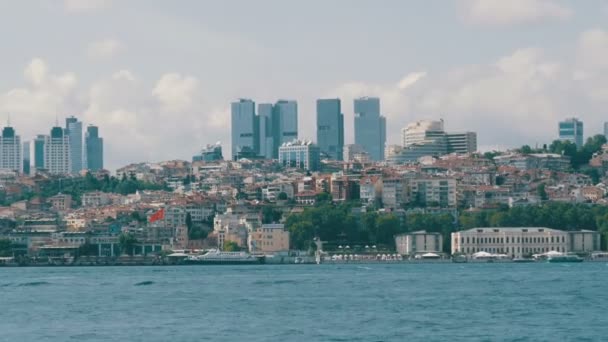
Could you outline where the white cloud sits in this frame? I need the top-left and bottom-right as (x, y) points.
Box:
(460, 0), (571, 26)
(86, 39), (124, 60)
(63, 0), (111, 13)
(152, 73), (200, 112)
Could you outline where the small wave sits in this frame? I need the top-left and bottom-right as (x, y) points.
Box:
(134, 281), (155, 286)
(18, 281), (50, 287)
(253, 279), (297, 285)
(356, 266), (372, 270)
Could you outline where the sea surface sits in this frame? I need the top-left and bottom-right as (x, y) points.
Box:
(1, 263), (607, 341)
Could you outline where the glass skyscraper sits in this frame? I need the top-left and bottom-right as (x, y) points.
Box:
(354, 97), (386, 161)
(558, 118), (584, 148)
(231, 99), (258, 160)
(272, 100), (298, 158)
(65, 116), (83, 173)
(85, 125), (104, 171)
(34, 135), (46, 170)
(316, 98), (344, 160)
(0, 126), (22, 173)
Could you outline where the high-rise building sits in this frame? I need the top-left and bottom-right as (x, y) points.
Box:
(34, 135), (46, 171)
(22, 141), (30, 175)
(44, 126), (71, 175)
(558, 118), (584, 148)
(0, 126), (22, 173)
(193, 143), (223, 162)
(316, 99), (344, 160)
(272, 100), (298, 158)
(257, 103), (274, 159)
(354, 97), (386, 161)
(231, 99), (258, 160)
(446, 132), (477, 154)
(85, 125), (104, 171)
(604, 122), (608, 140)
(278, 139), (320, 171)
(65, 116), (83, 173)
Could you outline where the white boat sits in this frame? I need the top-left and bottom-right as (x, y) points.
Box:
(184, 249), (263, 265)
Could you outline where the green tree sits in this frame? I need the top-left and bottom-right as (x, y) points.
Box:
(223, 241), (241, 252)
(277, 192), (288, 201)
(0, 239), (12, 257)
(118, 233), (138, 256)
(537, 183), (548, 201)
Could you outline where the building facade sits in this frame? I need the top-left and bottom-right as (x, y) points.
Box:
(193, 143), (223, 162)
(558, 117), (584, 148)
(44, 127), (71, 175)
(85, 125), (103, 171)
(66, 116), (83, 173)
(278, 140), (320, 171)
(231, 99), (258, 160)
(354, 97), (386, 161)
(0, 126), (22, 173)
(451, 227), (600, 257)
(409, 178), (457, 207)
(34, 135), (46, 171)
(247, 223), (290, 253)
(22, 141), (30, 175)
(316, 98), (344, 160)
(446, 132), (477, 154)
(395, 231), (443, 256)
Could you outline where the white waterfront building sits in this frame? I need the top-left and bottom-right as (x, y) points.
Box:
(451, 227), (600, 258)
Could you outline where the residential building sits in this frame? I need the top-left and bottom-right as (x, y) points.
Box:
(494, 153), (570, 171)
(48, 193), (72, 211)
(316, 98), (344, 160)
(451, 227), (600, 258)
(247, 223), (290, 253)
(231, 99), (258, 160)
(558, 117), (584, 148)
(382, 178), (407, 209)
(85, 125), (104, 171)
(409, 178), (457, 207)
(65, 116), (83, 173)
(0, 126), (22, 173)
(354, 97), (386, 161)
(44, 127), (71, 175)
(343, 144), (370, 163)
(278, 139), (320, 171)
(82, 191), (110, 207)
(193, 143), (223, 162)
(395, 231), (443, 256)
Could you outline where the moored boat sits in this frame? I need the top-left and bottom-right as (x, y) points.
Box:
(547, 254), (584, 263)
(184, 249), (264, 265)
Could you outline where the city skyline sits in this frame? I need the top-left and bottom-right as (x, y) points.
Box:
(1, 1), (608, 170)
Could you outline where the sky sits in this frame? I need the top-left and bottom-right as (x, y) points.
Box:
(1, 0), (608, 171)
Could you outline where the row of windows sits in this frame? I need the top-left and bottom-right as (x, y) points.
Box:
(460, 235), (566, 244)
(460, 246), (566, 254)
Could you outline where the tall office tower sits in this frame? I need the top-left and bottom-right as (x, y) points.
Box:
(0, 125), (22, 173)
(354, 97), (386, 161)
(85, 125), (104, 171)
(316, 99), (344, 160)
(44, 126), (71, 175)
(34, 135), (46, 170)
(272, 100), (298, 158)
(558, 117), (584, 148)
(231, 99), (258, 160)
(257, 103), (274, 159)
(22, 141), (30, 175)
(65, 116), (83, 173)
(604, 122), (608, 140)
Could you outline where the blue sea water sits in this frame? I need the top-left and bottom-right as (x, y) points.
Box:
(1, 263), (607, 341)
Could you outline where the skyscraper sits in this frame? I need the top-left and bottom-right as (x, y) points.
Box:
(44, 126), (71, 175)
(316, 98), (344, 160)
(354, 97), (386, 161)
(231, 99), (258, 160)
(604, 122), (608, 140)
(85, 125), (104, 171)
(22, 141), (30, 175)
(558, 118), (584, 148)
(65, 116), (83, 173)
(257, 103), (274, 159)
(0, 125), (22, 173)
(34, 135), (46, 171)
(272, 100), (298, 158)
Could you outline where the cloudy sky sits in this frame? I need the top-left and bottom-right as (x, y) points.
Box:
(1, 0), (608, 170)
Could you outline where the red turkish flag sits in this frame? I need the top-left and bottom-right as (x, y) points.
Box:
(149, 208), (165, 223)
